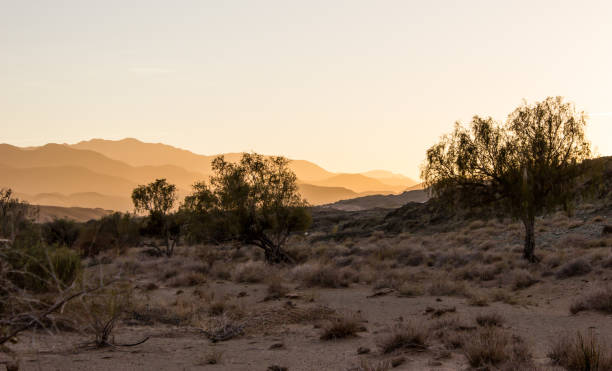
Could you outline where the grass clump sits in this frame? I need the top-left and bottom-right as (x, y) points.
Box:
(556, 258), (592, 279)
(320, 313), (363, 340)
(463, 327), (532, 368)
(548, 331), (612, 371)
(475, 312), (505, 327)
(570, 287), (612, 314)
(378, 323), (428, 354)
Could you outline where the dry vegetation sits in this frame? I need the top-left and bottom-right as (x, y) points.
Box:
(2, 194), (612, 370)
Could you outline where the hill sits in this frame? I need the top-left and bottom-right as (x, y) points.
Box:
(320, 189), (428, 211)
(310, 173), (406, 193)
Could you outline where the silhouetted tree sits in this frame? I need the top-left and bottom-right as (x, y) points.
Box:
(0, 188), (38, 243)
(131, 179), (178, 256)
(183, 153), (311, 264)
(422, 97), (591, 262)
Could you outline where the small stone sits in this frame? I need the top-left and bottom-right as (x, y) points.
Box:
(357, 347), (370, 354)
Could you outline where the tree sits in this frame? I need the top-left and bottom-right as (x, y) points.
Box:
(131, 179), (178, 257)
(422, 97), (591, 262)
(183, 153), (311, 264)
(0, 189), (38, 243)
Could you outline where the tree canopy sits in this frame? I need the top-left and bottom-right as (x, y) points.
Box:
(422, 97), (591, 261)
(183, 153), (311, 264)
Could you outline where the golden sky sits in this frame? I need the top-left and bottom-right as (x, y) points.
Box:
(1, 1), (611, 179)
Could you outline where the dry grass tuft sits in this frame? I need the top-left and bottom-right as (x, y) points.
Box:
(378, 323), (428, 354)
(354, 359), (391, 371)
(427, 277), (468, 297)
(548, 331), (612, 371)
(570, 287), (612, 314)
(463, 327), (532, 369)
(202, 349), (223, 365)
(320, 313), (363, 340)
(556, 258), (592, 279)
(232, 261), (269, 283)
(475, 312), (505, 327)
(512, 269), (538, 290)
(291, 263), (350, 288)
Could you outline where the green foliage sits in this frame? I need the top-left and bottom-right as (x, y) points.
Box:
(131, 178), (176, 217)
(6, 242), (81, 292)
(182, 153), (311, 263)
(131, 179), (179, 256)
(42, 218), (80, 248)
(75, 212), (141, 257)
(0, 188), (38, 242)
(422, 97), (591, 261)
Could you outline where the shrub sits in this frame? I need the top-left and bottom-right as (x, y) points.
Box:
(512, 269), (538, 290)
(320, 313), (363, 340)
(291, 263), (349, 288)
(42, 218), (80, 248)
(463, 327), (532, 368)
(5, 243), (81, 292)
(556, 258), (592, 279)
(475, 312), (504, 327)
(570, 287), (612, 314)
(427, 277), (468, 297)
(548, 331), (612, 371)
(232, 261), (268, 283)
(378, 323), (428, 354)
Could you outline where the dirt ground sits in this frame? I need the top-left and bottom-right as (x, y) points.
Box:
(3, 209), (612, 371)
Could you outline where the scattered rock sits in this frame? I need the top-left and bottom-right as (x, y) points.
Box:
(357, 346), (370, 354)
(269, 343), (284, 350)
(267, 366), (288, 371)
(367, 288), (394, 298)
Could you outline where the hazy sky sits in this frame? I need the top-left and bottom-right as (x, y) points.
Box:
(2, 1), (611, 179)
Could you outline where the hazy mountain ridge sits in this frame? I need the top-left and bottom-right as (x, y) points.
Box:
(1, 138), (419, 210)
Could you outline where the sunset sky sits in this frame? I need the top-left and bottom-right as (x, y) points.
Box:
(1, 1), (611, 179)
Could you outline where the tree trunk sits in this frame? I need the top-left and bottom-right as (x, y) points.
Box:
(260, 240), (294, 265)
(522, 215), (537, 262)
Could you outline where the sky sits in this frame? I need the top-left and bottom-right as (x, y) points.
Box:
(1, 0), (611, 180)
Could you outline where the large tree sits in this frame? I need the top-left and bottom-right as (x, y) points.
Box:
(131, 179), (179, 257)
(183, 153), (311, 264)
(422, 97), (591, 262)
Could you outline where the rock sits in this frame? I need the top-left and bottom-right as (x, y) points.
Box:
(357, 346), (370, 354)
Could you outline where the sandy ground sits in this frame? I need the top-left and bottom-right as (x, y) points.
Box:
(6, 273), (612, 371)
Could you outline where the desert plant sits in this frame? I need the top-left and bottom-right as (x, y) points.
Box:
(475, 312), (505, 327)
(132, 179), (179, 257)
(556, 258), (592, 279)
(548, 331), (612, 371)
(570, 287), (612, 314)
(422, 97), (591, 262)
(182, 153), (311, 264)
(378, 323), (428, 354)
(320, 313), (363, 340)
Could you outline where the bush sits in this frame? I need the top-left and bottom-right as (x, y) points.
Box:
(42, 218), (80, 248)
(75, 213), (141, 257)
(570, 287), (612, 314)
(232, 261), (269, 283)
(463, 327), (532, 368)
(512, 269), (538, 290)
(475, 312), (505, 327)
(320, 314), (362, 340)
(292, 263), (350, 288)
(378, 323), (428, 354)
(548, 331), (612, 371)
(5, 243), (81, 292)
(556, 258), (592, 279)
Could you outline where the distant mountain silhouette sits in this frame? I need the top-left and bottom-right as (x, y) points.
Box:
(0, 143), (205, 190)
(320, 189), (428, 211)
(0, 138), (420, 211)
(309, 173), (406, 193)
(361, 170), (418, 188)
(71, 138), (334, 182)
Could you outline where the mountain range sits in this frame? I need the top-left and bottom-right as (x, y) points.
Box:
(0, 138), (418, 211)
